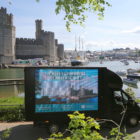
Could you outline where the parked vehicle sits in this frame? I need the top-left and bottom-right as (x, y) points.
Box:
(25, 67), (140, 133)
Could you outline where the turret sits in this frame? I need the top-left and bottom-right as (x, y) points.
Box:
(0, 7), (13, 25)
(57, 44), (64, 60)
(35, 19), (42, 39)
(55, 39), (58, 46)
(0, 7), (15, 64)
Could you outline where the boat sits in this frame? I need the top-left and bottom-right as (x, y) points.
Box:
(134, 60), (138, 63)
(123, 78), (138, 85)
(100, 60), (103, 64)
(127, 68), (137, 74)
(124, 60), (129, 65)
(71, 36), (89, 66)
(116, 71), (126, 76)
(71, 57), (89, 66)
(127, 73), (140, 80)
(120, 60), (125, 63)
(71, 59), (82, 66)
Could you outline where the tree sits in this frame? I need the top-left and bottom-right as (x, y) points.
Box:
(38, 111), (135, 140)
(36, 0), (111, 31)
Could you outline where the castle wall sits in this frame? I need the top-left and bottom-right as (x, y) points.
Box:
(16, 38), (46, 59)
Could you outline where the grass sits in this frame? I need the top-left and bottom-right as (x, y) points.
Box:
(0, 96), (24, 105)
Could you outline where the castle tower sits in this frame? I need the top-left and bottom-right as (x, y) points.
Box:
(57, 44), (64, 60)
(0, 7), (15, 64)
(35, 19), (42, 39)
(42, 31), (56, 62)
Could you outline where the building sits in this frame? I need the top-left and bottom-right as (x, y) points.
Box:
(0, 7), (15, 64)
(0, 7), (64, 64)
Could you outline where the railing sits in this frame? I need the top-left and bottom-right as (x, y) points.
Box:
(0, 78), (24, 82)
(0, 78), (24, 86)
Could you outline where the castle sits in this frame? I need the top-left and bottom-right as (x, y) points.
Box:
(0, 7), (64, 64)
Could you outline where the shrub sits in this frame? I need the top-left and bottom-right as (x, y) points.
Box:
(0, 105), (25, 121)
(37, 111), (134, 140)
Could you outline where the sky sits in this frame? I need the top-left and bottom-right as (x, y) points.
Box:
(0, 0), (140, 51)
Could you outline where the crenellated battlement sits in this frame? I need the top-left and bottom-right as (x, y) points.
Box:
(0, 7), (7, 13)
(57, 44), (64, 49)
(35, 19), (42, 23)
(42, 30), (54, 38)
(55, 39), (58, 46)
(16, 38), (43, 45)
(0, 7), (13, 25)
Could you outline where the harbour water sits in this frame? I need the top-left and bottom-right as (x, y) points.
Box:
(0, 68), (24, 98)
(0, 60), (140, 98)
(87, 60), (140, 72)
(87, 60), (140, 98)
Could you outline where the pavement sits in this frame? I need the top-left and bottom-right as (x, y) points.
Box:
(0, 122), (140, 140)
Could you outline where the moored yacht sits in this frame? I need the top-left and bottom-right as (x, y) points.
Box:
(123, 78), (138, 85)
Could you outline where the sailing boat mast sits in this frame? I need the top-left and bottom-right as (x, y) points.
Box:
(75, 35), (77, 52)
(79, 36), (81, 51)
(81, 39), (85, 60)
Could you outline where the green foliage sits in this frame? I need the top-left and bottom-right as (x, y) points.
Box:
(36, 0), (111, 31)
(38, 111), (135, 140)
(1, 128), (11, 140)
(37, 138), (44, 140)
(109, 127), (135, 140)
(125, 87), (140, 103)
(67, 111), (102, 140)
(0, 105), (25, 121)
(125, 88), (135, 99)
(136, 98), (140, 103)
(47, 111), (101, 140)
(55, 0), (111, 31)
(0, 96), (25, 121)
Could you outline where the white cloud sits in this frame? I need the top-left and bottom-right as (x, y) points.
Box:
(85, 40), (140, 51)
(122, 27), (140, 34)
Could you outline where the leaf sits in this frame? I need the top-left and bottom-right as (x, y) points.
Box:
(54, 0), (111, 31)
(37, 138), (44, 140)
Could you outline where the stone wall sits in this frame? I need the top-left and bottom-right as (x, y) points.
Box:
(16, 38), (45, 59)
(0, 7), (15, 64)
(0, 7), (13, 26)
(16, 38), (43, 45)
(57, 44), (64, 59)
(41, 31), (56, 62)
